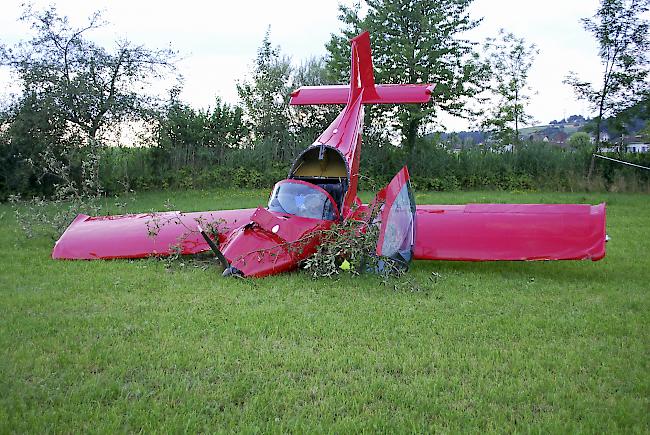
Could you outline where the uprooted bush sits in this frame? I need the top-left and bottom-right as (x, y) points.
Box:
(302, 204), (405, 279)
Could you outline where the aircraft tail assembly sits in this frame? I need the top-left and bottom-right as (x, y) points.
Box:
(290, 31), (434, 106)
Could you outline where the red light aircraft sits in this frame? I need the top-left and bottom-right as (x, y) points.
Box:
(52, 32), (607, 277)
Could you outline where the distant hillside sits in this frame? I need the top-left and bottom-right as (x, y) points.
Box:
(436, 102), (650, 147)
(519, 115), (587, 140)
(436, 115), (590, 147)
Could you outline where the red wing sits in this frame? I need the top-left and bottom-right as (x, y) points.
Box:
(52, 209), (255, 260)
(414, 203), (606, 261)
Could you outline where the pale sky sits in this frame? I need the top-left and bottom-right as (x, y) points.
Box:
(0, 0), (604, 131)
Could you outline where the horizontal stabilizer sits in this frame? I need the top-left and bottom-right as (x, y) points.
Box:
(290, 84), (434, 105)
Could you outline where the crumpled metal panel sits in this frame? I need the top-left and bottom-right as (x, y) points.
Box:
(220, 207), (333, 277)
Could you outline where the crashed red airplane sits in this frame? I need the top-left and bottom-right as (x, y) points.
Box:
(52, 31), (607, 277)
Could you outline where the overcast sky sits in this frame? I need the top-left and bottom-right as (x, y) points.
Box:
(1, 0), (604, 131)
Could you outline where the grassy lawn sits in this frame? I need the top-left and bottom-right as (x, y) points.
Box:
(1, 189), (648, 432)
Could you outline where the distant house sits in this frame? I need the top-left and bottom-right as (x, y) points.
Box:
(627, 143), (649, 153)
(551, 131), (568, 144)
(623, 135), (649, 153)
(597, 135), (649, 153)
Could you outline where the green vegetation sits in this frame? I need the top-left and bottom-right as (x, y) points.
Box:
(1, 189), (648, 432)
(93, 140), (650, 195)
(564, 0), (649, 148)
(326, 0), (486, 150)
(481, 30), (538, 146)
(2, 2), (649, 202)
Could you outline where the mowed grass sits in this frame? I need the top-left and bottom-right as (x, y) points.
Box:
(0, 189), (648, 432)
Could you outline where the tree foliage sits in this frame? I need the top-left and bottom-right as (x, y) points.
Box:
(568, 132), (592, 150)
(326, 0), (488, 150)
(236, 28), (293, 159)
(237, 29), (339, 161)
(0, 5), (178, 200)
(156, 88), (247, 170)
(0, 5), (177, 140)
(602, 95), (650, 139)
(481, 30), (538, 147)
(0, 92), (70, 198)
(564, 0), (650, 146)
(290, 56), (341, 141)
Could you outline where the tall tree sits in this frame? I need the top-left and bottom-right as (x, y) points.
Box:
(237, 31), (341, 161)
(236, 28), (293, 160)
(481, 30), (538, 147)
(564, 0), (650, 148)
(0, 91), (70, 198)
(326, 0), (488, 151)
(0, 5), (177, 141)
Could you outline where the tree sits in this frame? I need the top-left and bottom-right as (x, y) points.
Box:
(0, 5), (177, 141)
(481, 30), (538, 147)
(640, 120), (650, 142)
(603, 95), (650, 139)
(1, 5), (177, 202)
(564, 0), (650, 148)
(326, 0), (488, 151)
(237, 30), (341, 161)
(236, 28), (293, 160)
(0, 91), (70, 199)
(568, 131), (592, 149)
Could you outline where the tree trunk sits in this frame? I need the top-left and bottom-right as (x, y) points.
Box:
(514, 89), (520, 148)
(589, 91), (607, 183)
(402, 111), (420, 153)
(404, 118), (419, 152)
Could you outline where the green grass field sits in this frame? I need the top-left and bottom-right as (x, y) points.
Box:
(1, 189), (648, 432)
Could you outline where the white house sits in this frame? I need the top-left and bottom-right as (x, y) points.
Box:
(626, 143), (649, 153)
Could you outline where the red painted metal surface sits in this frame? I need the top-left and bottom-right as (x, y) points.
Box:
(413, 203), (606, 261)
(52, 209), (254, 260)
(51, 204), (334, 278)
(290, 31), (432, 218)
(221, 207), (333, 277)
(311, 93), (364, 217)
(290, 32), (432, 106)
(290, 84), (435, 105)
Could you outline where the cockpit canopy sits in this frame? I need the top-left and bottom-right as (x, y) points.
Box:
(268, 180), (340, 221)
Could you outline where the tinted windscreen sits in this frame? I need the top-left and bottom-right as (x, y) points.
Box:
(268, 181), (336, 220)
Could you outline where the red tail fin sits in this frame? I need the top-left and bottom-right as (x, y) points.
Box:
(349, 31), (380, 102)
